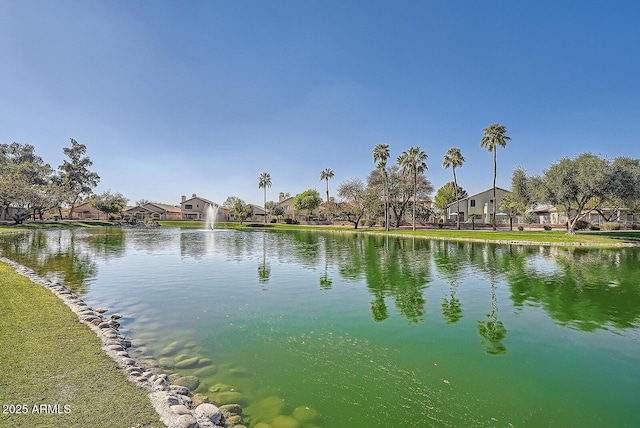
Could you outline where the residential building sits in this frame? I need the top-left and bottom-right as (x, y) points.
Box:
(70, 201), (104, 220)
(123, 202), (182, 221)
(180, 194), (229, 221)
(446, 187), (511, 224)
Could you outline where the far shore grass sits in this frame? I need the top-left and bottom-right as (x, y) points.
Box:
(0, 261), (163, 428)
(158, 220), (640, 247)
(2, 219), (638, 247)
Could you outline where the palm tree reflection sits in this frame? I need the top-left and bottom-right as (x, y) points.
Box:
(478, 281), (507, 355)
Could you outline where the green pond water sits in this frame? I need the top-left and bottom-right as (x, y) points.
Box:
(2, 227), (640, 427)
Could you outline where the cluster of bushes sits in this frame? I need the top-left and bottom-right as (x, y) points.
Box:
(574, 220), (590, 230)
(602, 222), (621, 230)
(588, 222), (622, 231)
(284, 218), (299, 225)
(589, 222), (626, 231)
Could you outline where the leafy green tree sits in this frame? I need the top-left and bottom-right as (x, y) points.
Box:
(258, 172), (271, 223)
(373, 144), (391, 231)
(509, 166), (535, 209)
(319, 168), (335, 205)
(594, 157), (640, 221)
(223, 196), (253, 224)
(433, 182), (468, 221)
(293, 189), (322, 219)
(500, 167), (535, 230)
(537, 153), (613, 234)
(397, 146), (428, 231)
(0, 143), (55, 222)
(58, 139), (100, 219)
(272, 205), (285, 222)
(480, 124), (511, 230)
(368, 165), (433, 228)
(337, 179), (368, 229)
(90, 191), (128, 219)
(265, 200), (278, 221)
(442, 147), (465, 229)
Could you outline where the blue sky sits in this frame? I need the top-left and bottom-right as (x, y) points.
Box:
(2, 1), (639, 207)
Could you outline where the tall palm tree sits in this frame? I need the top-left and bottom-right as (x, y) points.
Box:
(397, 146), (428, 231)
(373, 144), (390, 231)
(442, 147), (465, 230)
(258, 172), (271, 223)
(480, 123), (510, 230)
(319, 168), (335, 205)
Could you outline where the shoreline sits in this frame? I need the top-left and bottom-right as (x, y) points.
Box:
(1, 256), (237, 428)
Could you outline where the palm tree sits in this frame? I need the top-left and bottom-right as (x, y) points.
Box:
(373, 144), (390, 231)
(397, 146), (428, 231)
(442, 147), (465, 230)
(319, 168), (335, 205)
(480, 123), (511, 230)
(258, 172), (271, 223)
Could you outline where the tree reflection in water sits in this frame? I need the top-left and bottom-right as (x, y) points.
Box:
(4, 228), (640, 340)
(433, 241), (465, 325)
(478, 281), (508, 355)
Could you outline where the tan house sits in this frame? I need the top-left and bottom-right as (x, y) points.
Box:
(70, 201), (104, 220)
(123, 202), (182, 221)
(278, 193), (295, 219)
(180, 194), (229, 221)
(447, 187), (511, 224)
(276, 192), (313, 221)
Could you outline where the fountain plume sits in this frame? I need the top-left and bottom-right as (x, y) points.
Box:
(205, 204), (218, 230)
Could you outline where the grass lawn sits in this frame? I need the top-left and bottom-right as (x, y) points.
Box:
(4, 219), (636, 247)
(0, 261), (163, 428)
(158, 220), (640, 247)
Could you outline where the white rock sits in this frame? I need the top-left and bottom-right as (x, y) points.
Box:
(195, 403), (222, 423)
(171, 404), (191, 415)
(171, 414), (198, 428)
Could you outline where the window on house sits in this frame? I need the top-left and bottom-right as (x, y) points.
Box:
(185, 204), (193, 209)
(470, 200), (476, 207)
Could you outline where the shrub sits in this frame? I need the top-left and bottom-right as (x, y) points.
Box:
(517, 225), (524, 231)
(284, 218), (294, 224)
(602, 222), (621, 230)
(574, 220), (590, 230)
(631, 223), (639, 230)
(590, 224), (600, 231)
(438, 221), (444, 229)
(543, 224), (552, 231)
(270, 218), (277, 223)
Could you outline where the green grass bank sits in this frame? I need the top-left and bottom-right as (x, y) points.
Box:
(159, 221), (640, 247)
(0, 261), (163, 428)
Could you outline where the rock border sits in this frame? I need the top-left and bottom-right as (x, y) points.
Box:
(1, 257), (244, 428)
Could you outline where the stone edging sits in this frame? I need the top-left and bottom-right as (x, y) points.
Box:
(1, 257), (242, 428)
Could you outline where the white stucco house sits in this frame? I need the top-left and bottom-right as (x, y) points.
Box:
(446, 187), (511, 224)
